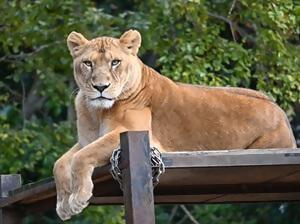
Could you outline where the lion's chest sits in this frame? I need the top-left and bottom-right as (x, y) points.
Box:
(77, 114), (112, 147)
(98, 118), (111, 138)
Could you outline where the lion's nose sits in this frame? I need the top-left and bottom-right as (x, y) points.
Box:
(93, 84), (110, 93)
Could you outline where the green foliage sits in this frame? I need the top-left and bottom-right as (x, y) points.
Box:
(156, 203), (300, 224)
(0, 120), (74, 181)
(138, 0), (300, 112)
(0, 0), (299, 223)
(24, 206), (125, 224)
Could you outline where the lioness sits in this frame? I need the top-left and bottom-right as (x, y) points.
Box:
(53, 30), (296, 220)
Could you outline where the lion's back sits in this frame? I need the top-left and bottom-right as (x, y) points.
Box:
(177, 83), (273, 102)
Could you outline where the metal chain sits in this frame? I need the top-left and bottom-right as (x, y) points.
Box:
(110, 148), (123, 189)
(150, 147), (165, 187)
(110, 147), (165, 190)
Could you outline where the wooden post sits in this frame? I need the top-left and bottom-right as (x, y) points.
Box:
(120, 131), (155, 224)
(0, 175), (23, 224)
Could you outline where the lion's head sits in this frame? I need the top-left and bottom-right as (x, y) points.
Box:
(67, 30), (142, 108)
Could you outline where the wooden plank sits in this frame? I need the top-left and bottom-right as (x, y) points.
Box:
(162, 149), (300, 168)
(1, 147), (300, 218)
(0, 208), (23, 224)
(155, 192), (300, 204)
(21, 197), (56, 215)
(121, 131), (155, 224)
(0, 165), (111, 207)
(0, 175), (21, 198)
(0, 178), (55, 208)
(13, 164), (300, 212)
(208, 192), (300, 204)
(2, 149), (299, 206)
(158, 165), (300, 186)
(0, 175), (23, 224)
(90, 191), (300, 205)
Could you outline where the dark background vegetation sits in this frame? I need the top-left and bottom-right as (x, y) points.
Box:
(0, 0), (299, 223)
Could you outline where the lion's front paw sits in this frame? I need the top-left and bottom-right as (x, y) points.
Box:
(69, 154), (94, 215)
(56, 197), (72, 221)
(69, 189), (92, 215)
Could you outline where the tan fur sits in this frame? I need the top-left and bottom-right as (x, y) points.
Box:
(53, 30), (296, 220)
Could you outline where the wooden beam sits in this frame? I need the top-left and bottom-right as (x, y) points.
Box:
(0, 175), (23, 224)
(1, 147), (300, 220)
(120, 131), (155, 224)
(0, 177), (55, 208)
(90, 192), (300, 205)
(162, 149), (300, 168)
(0, 175), (21, 198)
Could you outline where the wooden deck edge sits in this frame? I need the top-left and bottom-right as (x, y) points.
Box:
(1, 148), (299, 209)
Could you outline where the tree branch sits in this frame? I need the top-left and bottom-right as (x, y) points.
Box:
(176, 214), (187, 224)
(21, 78), (26, 128)
(208, 12), (231, 24)
(0, 40), (64, 62)
(229, 22), (237, 42)
(208, 12), (237, 41)
(22, 79), (47, 120)
(179, 205), (200, 224)
(168, 205), (179, 224)
(228, 0), (238, 17)
(0, 82), (22, 99)
(67, 80), (77, 122)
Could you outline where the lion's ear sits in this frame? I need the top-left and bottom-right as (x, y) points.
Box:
(119, 29), (141, 56)
(67, 31), (89, 57)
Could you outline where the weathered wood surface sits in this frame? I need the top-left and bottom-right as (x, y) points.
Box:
(0, 175), (23, 224)
(121, 131), (155, 224)
(1, 148), (300, 216)
(0, 175), (22, 198)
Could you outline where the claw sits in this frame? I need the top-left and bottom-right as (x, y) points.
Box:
(56, 199), (72, 221)
(69, 192), (91, 215)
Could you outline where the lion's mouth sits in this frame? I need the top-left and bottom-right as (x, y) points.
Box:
(91, 96), (115, 101)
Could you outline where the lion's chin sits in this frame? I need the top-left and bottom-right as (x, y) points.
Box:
(89, 98), (115, 109)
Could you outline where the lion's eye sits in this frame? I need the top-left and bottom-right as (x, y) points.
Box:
(83, 60), (93, 67)
(111, 59), (121, 67)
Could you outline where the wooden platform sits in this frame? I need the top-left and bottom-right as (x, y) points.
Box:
(1, 147), (300, 218)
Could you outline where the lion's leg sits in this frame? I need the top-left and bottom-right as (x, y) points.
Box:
(68, 129), (123, 215)
(53, 143), (81, 220)
(247, 120), (296, 149)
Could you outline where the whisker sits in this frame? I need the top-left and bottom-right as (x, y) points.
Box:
(71, 88), (80, 97)
(69, 88), (79, 102)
